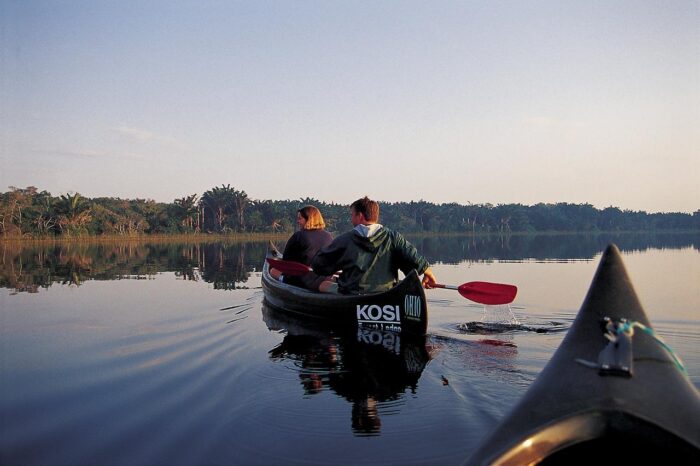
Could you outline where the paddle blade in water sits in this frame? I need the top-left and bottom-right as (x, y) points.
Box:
(458, 281), (518, 305)
(266, 258), (313, 276)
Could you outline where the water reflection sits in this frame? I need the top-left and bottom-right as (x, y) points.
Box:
(411, 232), (699, 263)
(1, 232), (697, 293)
(262, 304), (431, 435)
(0, 241), (268, 292)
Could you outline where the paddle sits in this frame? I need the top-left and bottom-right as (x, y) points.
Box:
(433, 282), (517, 305)
(267, 257), (517, 305)
(267, 257), (312, 276)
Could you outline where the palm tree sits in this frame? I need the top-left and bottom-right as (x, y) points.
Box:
(199, 185), (250, 232)
(200, 186), (230, 232)
(34, 191), (57, 235)
(231, 189), (249, 231)
(174, 194), (199, 231)
(56, 192), (92, 236)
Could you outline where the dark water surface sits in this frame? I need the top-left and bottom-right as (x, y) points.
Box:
(1, 234), (699, 465)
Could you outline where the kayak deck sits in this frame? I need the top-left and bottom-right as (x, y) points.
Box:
(466, 244), (700, 465)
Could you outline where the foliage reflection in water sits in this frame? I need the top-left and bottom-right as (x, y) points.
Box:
(2, 232), (697, 293)
(0, 241), (269, 293)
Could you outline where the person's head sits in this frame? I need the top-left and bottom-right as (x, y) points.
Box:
(297, 205), (326, 230)
(351, 398), (381, 434)
(350, 196), (379, 226)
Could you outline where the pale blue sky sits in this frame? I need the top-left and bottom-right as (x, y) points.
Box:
(2, 1), (698, 212)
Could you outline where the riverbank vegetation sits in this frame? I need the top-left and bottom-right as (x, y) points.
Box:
(2, 185), (698, 239)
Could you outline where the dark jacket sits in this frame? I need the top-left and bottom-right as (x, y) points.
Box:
(283, 229), (333, 290)
(312, 226), (429, 295)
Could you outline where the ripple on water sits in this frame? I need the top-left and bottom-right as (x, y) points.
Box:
(0, 295), (274, 466)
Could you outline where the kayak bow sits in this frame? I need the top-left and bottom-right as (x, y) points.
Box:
(466, 244), (700, 465)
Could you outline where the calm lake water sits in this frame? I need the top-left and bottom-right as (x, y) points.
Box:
(1, 233), (699, 465)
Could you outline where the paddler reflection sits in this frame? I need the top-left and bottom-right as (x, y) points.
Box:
(263, 304), (431, 435)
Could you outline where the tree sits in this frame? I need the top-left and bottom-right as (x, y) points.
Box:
(33, 191), (57, 235)
(173, 194), (199, 232)
(55, 192), (92, 236)
(231, 189), (249, 231)
(0, 186), (39, 236)
(249, 200), (292, 232)
(200, 185), (233, 232)
(200, 185), (250, 232)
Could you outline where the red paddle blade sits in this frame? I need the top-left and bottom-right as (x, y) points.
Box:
(458, 281), (517, 305)
(266, 258), (313, 276)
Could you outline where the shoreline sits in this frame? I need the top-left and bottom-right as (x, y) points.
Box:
(2, 229), (698, 245)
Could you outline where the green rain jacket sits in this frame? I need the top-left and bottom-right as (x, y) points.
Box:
(311, 226), (430, 295)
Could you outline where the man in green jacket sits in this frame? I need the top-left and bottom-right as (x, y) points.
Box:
(313, 196), (437, 294)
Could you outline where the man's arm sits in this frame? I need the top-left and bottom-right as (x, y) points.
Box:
(392, 232), (430, 275)
(311, 235), (346, 275)
(391, 232), (437, 287)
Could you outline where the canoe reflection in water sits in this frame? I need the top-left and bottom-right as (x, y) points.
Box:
(262, 304), (432, 435)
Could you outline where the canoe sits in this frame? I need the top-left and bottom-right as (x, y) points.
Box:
(465, 244), (700, 465)
(261, 246), (428, 336)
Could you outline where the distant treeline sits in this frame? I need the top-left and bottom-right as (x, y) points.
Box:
(1, 185), (698, 238)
